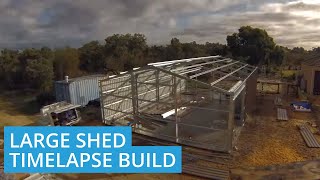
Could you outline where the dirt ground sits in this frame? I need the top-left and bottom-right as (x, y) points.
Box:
(1, 91), (320, 180)
(232, 94), (320, 168)
(0, 91), (40, 165)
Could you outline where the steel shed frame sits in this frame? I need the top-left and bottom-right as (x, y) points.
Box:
(99, 56), (257, 152)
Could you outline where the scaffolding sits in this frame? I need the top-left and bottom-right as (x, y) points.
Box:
(99, 56), (257, 152)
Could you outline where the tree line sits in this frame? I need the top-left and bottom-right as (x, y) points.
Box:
(0, 26), (318, 95)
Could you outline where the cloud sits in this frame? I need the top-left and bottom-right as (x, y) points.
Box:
(0, 0), (319, 49)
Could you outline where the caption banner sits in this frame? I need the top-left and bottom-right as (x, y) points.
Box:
(4, 126), (181, 173)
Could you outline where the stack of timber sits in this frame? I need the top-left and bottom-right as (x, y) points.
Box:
(183, 162), (229, 180)
(231, 159), (320, 180)
(298, 124), (320, 148)
(132, 133), (231, 179)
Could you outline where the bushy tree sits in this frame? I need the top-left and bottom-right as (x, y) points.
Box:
(54, 47), (81, 80)
(79, 41), (105, 73)
(227, 26), (276, 65)
(167, 38), (184, 60)
(25, 58), (54, 91)
(104, 33), (148, 72)
(0, 49), (20, 88)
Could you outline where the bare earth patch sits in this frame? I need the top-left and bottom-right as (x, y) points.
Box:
(233, 95), (320, 168)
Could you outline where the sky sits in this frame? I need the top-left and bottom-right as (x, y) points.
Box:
(0, 0), (320, 49)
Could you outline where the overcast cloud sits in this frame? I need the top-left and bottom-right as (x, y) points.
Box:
(0, 0), (319, 49)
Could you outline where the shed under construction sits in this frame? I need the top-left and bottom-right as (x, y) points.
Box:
(99, 56), (258, 152)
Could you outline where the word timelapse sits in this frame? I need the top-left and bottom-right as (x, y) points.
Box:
(9, 152), (175, 169)
(4, 126), (182, 173)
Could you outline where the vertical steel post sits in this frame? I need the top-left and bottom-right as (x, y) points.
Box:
(228, 93), (235, 152)
(173, 76), (179, 143)
(155, 69), (160, 105)
(131, 72), (138, 115)
(99, 80), (105, 124)
(241, 88), (246, 124)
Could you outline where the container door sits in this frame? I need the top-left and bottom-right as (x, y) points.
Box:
(314, 71), (320, 95)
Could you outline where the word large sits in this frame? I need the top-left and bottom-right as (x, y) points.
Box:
(10, 132), (126, 149)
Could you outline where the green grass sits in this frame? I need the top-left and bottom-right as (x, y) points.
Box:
(281, 70), (297, 78)
(0, 91), (39, 139)
(0, 91), (39, 165)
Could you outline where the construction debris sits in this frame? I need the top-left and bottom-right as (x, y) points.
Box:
(24, 173), (60, 180)
(183, 163), (229, 180)
(274, 96), (283, 106)
(291, 101), (312, 112)
(277, 108), (289, 121)
(298, 124), (320, 148)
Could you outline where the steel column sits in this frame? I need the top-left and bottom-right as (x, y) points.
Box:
(173, 76), (179, 143)
(131, 72), (138, 115)
(241, 88), (246, 123)
(227, 94), (235, 152)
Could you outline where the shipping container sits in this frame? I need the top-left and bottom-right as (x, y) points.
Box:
(55, 74), (107, 106)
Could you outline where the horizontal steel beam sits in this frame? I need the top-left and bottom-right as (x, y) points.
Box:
(210, 64), (248, 86)
(106, 94), (174, 106)
(171, 58), (230, 72)
(148, 55), (220, 67)
(150, 65), (230, 94)
(189, 61), (239, 79)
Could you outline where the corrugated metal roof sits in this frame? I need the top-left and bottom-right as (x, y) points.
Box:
(56, 74), (107, 83)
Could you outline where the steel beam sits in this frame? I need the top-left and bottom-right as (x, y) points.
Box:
(190, 61), (238, 79)
(211, 64), (248, 86)
(171, 58), (230, 72)
(151, 66), (230, 94)
(148, 55), (220, 67)
(227, 94), (235, 153)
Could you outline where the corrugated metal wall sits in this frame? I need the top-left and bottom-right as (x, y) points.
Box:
(55, 75), (107, 106)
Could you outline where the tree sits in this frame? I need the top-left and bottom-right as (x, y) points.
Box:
(0, 49), (20, 88)
(167, 38), (184, 60)
(283, 47), (307, 65)
(104, 34), (148, 72)
(25, 57), (54, 92)
(205, 42), (229, 56)
(227, 26), (277, 65)
(79, 41), (105, 73)
(54, 47), (81, 80)
(182, 41), (207, 58)
(146, 45), (168, 63)
(269, 45), (285, 65)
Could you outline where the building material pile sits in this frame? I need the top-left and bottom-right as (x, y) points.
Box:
(298, 124), (320, 148)
(277, 108), (288, 121)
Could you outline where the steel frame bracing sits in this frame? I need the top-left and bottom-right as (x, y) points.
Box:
(99, 56), (257, 152)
